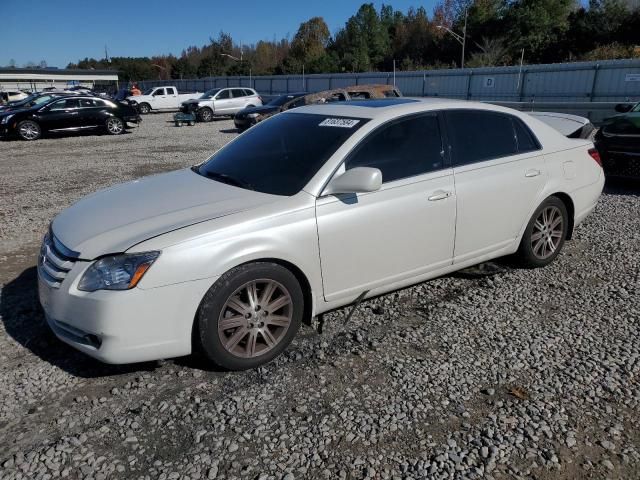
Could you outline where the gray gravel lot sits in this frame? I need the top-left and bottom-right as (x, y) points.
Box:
(1, 113), (639, 480)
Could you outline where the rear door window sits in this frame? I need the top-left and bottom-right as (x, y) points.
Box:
(346, 113), (445, 183)
(232, 89), (246, 98)
(445, 110), (517, 166)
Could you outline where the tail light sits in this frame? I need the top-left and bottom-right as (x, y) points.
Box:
(588, 148), (602, 167)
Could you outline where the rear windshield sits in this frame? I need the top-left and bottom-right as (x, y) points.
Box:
(196, 113), (367, 196)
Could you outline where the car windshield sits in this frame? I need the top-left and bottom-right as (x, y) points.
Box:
(268, 94), (303, 107)
(201, 89), (221, 99)
(142, 88), (154, 95)
(195, 113), (368, 196)
(33, 95), (53, 105)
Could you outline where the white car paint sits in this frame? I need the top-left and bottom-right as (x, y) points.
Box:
(38, 98), (604, 364)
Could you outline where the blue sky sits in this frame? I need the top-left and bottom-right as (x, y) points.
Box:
(1, 0), (439, 68)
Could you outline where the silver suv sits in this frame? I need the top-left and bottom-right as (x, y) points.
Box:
(181, 87), (262, 122)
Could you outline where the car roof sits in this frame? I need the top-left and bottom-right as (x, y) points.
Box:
(286, 97), (502, 119)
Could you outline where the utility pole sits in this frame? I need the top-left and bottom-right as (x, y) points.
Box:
(461, 8), (468, 69)
(393, 59), (396, 86)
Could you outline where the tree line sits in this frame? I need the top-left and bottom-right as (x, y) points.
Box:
(66, 0), (640, 82)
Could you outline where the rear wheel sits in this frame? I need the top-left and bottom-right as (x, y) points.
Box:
(516, 196), (568, 268)
(198, 107), (213, 122)
(17, 120), (41, 141)
(138, 103), (151, 114)
(106, 117), (124, 135)
(197, 262), (304, 370)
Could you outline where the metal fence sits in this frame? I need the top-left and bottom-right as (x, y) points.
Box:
(139, 58), (640, 124)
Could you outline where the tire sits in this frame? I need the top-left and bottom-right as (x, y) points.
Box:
(516, 196), (569, 268)
(189, 121), (195, 126)
(246, 104), (255, 109)
(138, 103), (151, 115)
(197, 262), (304, 370)
(198, 107), (213, 122)
(106, 117), (125, 135)
(17, 120), (41, 141)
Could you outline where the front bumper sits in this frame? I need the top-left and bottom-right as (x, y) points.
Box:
(601, 152), (640, 179)
(37, 255), (215, 364)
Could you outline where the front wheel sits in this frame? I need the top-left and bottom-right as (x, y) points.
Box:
(198, 107), (213, 122)
(106, 117), (125, 135)
(516, 197), (568, 268)
(17, 120), (41, 141)
(197, 262), (304, 370)
(138, 103), (151, 114)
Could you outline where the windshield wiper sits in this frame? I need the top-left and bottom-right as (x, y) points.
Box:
(193, 167), (255, 190)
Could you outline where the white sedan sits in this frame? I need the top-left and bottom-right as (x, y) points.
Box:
(38, 98), (604, 370)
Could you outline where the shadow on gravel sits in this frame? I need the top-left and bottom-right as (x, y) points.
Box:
(0, 130), (134, 142)
(0, 267), (158, 378)
(604, 177), (640, 196)
(219, 128), (240, 134)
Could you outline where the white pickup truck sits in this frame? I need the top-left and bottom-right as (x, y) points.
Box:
(127, 86), (202, 114)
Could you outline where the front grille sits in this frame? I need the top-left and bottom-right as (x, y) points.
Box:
(603, 153), (640, 179)
(38, 233), (78, 288)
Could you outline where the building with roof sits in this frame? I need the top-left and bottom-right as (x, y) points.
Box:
(0, 68), (119, 92)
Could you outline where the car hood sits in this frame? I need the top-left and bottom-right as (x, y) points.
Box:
(237, 105), (280, 116)
(0, 106), (32, 116)
(52, 168), (281, 259)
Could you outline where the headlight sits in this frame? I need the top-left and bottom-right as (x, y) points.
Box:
(247, 113), (260, 118)
(78, 251), (160, 292)
(1, 114), (14, 124)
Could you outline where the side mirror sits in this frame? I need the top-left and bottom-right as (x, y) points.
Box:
(323, 167), (382, 196)
(615, 103), (632, 113)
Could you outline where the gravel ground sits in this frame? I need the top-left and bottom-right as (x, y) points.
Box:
(1, 113), (639, 480)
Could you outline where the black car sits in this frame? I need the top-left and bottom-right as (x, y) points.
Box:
(594, 102), (640, 179)
(234, 92), (307, 131)
(0, 95), (140, 140)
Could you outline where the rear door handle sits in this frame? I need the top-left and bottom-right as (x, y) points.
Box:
(428, 190), (452, 201)
(525, 169), (541, 177)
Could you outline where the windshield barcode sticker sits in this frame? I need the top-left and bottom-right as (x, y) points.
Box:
(319, 118), (360, 128)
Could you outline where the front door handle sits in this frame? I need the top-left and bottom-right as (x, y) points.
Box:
(525, 169), (541, 178)
(428, 190), (452, 201)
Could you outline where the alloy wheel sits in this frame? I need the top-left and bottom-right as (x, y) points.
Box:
(218, 279), (293, 358)
(531, 205), (564, 260)
(19, 121), (40, 140)
(107, 118), (123, 134)
(200, 109), (213, 121)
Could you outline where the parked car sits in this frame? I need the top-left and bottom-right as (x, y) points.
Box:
(233, 92), (307, 131)
(181, 87), (263, 122)
(0, 90), (29, 103)
(344, 84), (402, 98)
(127, 86), (202, 114)
(0, 95), (140, 140)
(595, 102), (640, 179)
(38, 98), (603, 370)
(233, 88), (354, 131)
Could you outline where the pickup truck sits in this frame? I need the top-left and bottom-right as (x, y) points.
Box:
(127, 86), (202, 114)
